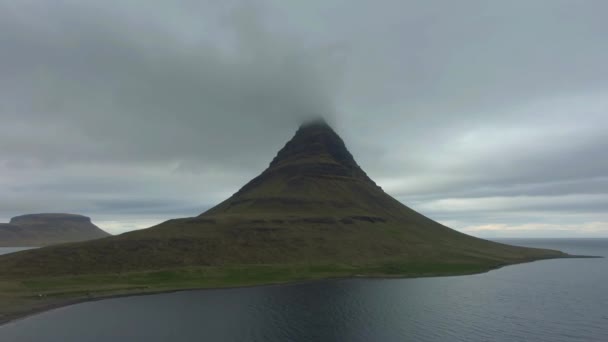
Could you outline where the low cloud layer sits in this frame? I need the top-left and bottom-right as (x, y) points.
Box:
(1, 1), (607, 236)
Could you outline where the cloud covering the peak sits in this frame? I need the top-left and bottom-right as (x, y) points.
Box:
(1, 1), (342, 167)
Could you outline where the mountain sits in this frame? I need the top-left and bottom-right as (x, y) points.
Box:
(0, 121), (578, 323)
(0, 213), (110, 247)
(0, 121), (565, 276)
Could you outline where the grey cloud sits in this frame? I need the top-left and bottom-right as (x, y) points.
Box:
(0, 0), (607, 236)
(1, 1), (340, 168)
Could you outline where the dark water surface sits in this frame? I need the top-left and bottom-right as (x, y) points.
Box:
(1, 239), (607, 341)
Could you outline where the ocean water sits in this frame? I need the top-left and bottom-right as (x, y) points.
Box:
(1, 239), (606, 342)
(0, 247), (35, 255)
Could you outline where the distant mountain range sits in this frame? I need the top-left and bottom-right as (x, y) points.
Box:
(0, 213), (109, 247)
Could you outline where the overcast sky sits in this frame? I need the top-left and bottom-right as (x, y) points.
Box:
(1, 0), (607, 237)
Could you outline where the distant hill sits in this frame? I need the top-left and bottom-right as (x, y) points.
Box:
(0, 213), (110, 247)
(0, 121), (565, 276)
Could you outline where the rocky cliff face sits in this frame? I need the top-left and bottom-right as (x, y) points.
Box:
(269, 120), (367, 176)
(0, 213), (109, 247)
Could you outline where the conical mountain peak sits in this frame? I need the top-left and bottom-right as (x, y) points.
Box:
(202, 122), (380, 216)
(269, 120), (362, 173)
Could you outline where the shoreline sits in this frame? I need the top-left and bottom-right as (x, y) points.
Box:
(1, 254), (600, 327)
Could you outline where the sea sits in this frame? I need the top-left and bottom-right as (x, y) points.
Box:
(0, 239), (607, 342)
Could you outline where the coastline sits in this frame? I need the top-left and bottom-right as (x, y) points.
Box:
(1, 254), (599, 327)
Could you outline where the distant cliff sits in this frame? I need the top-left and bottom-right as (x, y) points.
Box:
(0, 214), (110, 247)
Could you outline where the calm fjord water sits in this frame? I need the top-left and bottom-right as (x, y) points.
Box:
(1, 239), (607, 342)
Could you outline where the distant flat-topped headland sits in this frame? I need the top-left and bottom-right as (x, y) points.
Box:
(0, 213), (110, 247)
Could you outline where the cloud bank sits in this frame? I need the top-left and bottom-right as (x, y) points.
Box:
(1, 0), (607, 236)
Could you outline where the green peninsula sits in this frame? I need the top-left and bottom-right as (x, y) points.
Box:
(0, 121), (571, 324)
